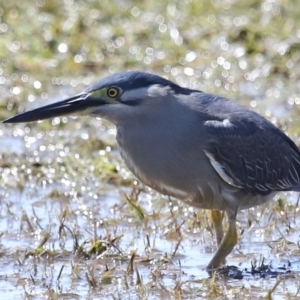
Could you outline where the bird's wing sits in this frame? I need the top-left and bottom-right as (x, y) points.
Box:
(203, 115), (300, 196)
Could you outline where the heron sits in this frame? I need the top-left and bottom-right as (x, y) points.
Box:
(4, 71), (300, 270)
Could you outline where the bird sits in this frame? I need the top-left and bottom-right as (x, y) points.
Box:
(3, 71), (300, 270)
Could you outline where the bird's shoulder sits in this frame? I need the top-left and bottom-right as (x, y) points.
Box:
(186, 92), (287, 139)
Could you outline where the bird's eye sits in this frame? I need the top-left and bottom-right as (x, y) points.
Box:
(107, 87), (119, 98)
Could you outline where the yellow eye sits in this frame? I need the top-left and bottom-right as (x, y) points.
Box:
(107, 87), (119, 98)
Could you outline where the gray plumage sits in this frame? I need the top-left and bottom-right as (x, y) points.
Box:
(4, 71), (300, 270)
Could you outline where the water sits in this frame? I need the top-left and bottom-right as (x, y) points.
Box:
(1, 0), (300, 298)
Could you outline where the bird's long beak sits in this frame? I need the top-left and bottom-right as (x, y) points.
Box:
(3, 93), (104, 123)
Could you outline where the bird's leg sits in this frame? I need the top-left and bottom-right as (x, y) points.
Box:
(210, 210), (224, 247)
(206, 209), (238, 271)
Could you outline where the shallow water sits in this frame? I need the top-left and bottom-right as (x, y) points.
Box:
(1, 0), (300, 299)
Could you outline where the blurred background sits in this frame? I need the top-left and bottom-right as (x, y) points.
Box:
(0, 0), (300, 299)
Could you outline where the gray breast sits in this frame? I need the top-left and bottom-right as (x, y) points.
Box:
(117, 125), (190, 199)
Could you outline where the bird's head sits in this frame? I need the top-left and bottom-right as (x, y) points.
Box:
(3, 71), (191, 125)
